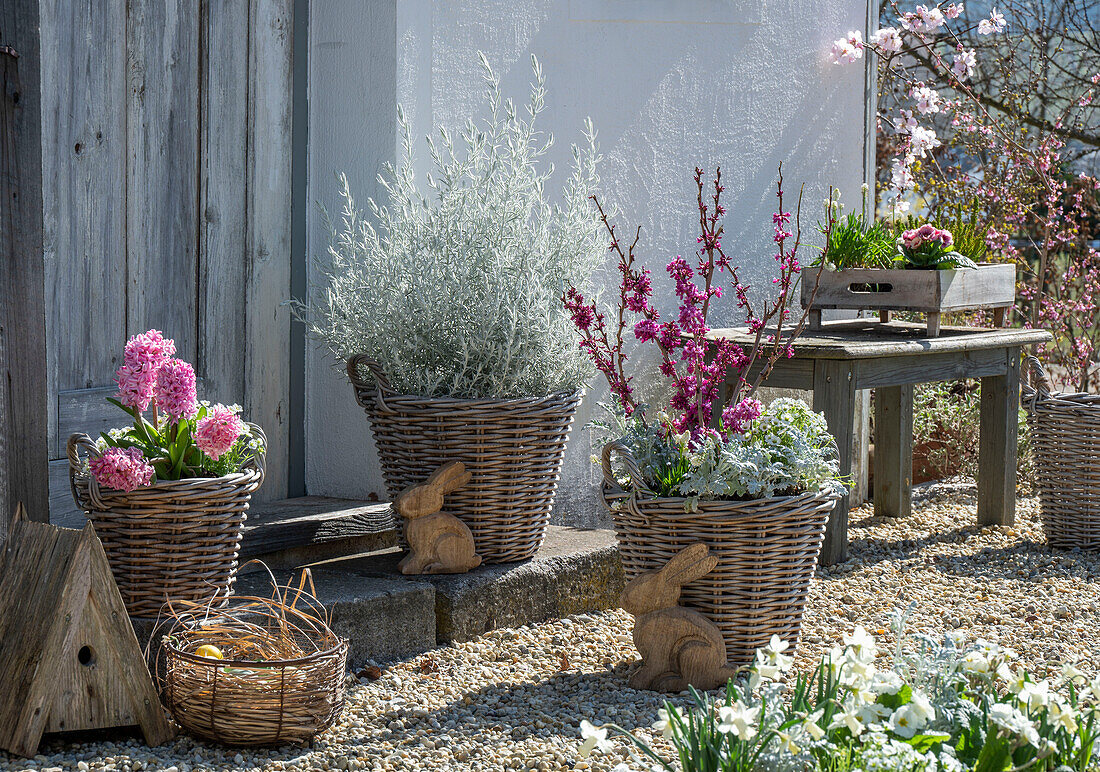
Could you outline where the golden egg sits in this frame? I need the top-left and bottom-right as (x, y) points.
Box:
(194, 644), (224, 660)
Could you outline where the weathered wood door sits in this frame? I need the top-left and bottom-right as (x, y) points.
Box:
(40, 0), (293, 524)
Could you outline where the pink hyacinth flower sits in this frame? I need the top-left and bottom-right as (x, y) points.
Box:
(195, 405), (246, 460)
(89, 446), (155, 492)
(154, 358), (198, 420)
(115, 363), (157, 411)
(115, 329), (177, 411)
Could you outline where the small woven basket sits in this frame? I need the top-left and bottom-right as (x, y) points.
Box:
(68, 426), (266, 618)
(1024, 356), (1100, 550)
(162, 569), (348, 746)
(601, 441), (839, 667)
(347, 354), (580, 563)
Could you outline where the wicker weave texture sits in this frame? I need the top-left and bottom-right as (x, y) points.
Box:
(163, 594), (347, 746)
(602, 441), (838, 668)
(348, 354), (580, 563)
(1024, 357), (1100, 550)
(68, 428), (266, 618)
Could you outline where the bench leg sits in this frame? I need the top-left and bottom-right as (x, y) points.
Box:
(873, 385), (913, 518)
(814, 360), (856, 566)
(978, 350), (1020, 526)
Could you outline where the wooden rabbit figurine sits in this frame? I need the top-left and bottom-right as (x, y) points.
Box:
(620, 542), (736, 692)
(395, 461), (483, 575)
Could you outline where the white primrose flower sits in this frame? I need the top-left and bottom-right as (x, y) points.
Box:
(578, 720), (613, 757)
(887, 703), (928, 739)
(962, 650), (993, 676)
(716, 701), (760, 740)
(988, 703), (1040, 747)
(909, 690), (936, 724)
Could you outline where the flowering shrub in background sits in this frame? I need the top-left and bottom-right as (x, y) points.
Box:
(580, 608), (1100, 771)
(300, 52), (603, 399)
(567, 168), (844, 503)
(831, 3), (1100, 391)
(87, 329), (262, 491)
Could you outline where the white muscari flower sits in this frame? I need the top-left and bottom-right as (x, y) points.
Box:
(716, 701), (760, 740)
(578, 720), (612, 757)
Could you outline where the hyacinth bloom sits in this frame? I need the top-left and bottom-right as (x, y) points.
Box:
(195, 405), (245, 460)
(89, 446), (155, 492)
(154, 358), (199, 420)
(115, 329), (177, 411)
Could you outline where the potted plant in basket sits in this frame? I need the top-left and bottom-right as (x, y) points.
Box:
(804, 189), (1014, 335)
(564, 166), (846, 669)
(68, 329), (266, 618)
(298, 53), (603, 564)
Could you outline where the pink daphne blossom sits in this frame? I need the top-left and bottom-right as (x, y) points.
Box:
(721, 398), (763, 435)
(154, 358), (198, 419)
(89, 446), (155, 492)
(196, 405), (245, 460)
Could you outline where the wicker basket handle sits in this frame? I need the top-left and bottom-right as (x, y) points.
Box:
(347, 353), (392, 392)
(68, 432), (107, 510)
(601, 440), (654, 494)
(1022, 355), (1052, 403)
(242, 421), (268, 481)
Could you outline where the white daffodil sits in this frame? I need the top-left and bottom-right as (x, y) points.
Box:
(1018, 680), (1051, 712)
(830, 706), (866, 737)
(998, 663), (1028, 694)
(844, 626), (878, 659)
(988, 703), (1040, 747)
(962, 651), (993, 677)
(579, 720), (613, 757)
(759, 635), (795, 672)
(750, 663), (781, 691)
(1061, 662), (1087, 686)
(888, 703), (929, 739)
(716, 701), (760, 740)
(802, 710), (826, 741)
(1046, 696), (1079, 734)
(651, 707), (675, 739)
(774, 730), (801, 755)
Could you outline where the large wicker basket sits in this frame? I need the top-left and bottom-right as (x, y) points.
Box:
(1024, 357), (1100, 550)
(348, 354), (580, 563)
(601, 440), (839, 667)
(68, 426), (266, 618)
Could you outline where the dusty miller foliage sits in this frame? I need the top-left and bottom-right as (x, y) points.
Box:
(301, 53), (604, 399)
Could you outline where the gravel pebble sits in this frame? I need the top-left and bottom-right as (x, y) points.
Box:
(2, 488), (1097, 771)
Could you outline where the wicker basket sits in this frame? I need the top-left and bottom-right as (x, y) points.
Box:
(1024, 356), (1100, 550)
(601, 440), (839, 667)
(68, 426), (266, 618)
(347, 354), (580, 563)
(162, 572), (348, 746)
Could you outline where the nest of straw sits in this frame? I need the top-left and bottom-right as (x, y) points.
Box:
(161, 566), (349, 746)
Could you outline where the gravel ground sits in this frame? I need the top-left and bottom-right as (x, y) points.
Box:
(4, 486), (1100, 772)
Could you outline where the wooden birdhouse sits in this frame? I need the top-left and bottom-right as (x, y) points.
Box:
(0, 505), (174, 757)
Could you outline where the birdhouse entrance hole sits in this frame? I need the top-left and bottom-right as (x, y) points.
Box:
(77, 646), (95, 666)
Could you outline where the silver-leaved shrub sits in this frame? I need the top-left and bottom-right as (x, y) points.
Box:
(301, 52), (604, 399)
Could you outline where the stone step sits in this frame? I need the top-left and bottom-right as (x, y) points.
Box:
(236, 525), (624, 666)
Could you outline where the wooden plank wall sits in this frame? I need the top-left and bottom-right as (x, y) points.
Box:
(39, 0), (293, 526)
(0, 0), (51, 535)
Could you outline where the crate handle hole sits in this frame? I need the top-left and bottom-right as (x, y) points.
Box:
(848, 283), (893, 293)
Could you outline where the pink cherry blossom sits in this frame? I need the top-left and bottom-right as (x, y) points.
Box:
(911, 85), (942, 115)
(952, 48), (977, 81)
(89, 446), (155, 492)
(871, 27), (903, 53)
(195, 405), (246, 460)
(944, 3), (964, 19)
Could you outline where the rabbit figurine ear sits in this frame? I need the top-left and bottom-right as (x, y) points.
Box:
(657, 542), (719, 588)
(396, 461), (471, 519)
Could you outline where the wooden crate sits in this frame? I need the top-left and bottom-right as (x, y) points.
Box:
(801, 264), (1016, 336)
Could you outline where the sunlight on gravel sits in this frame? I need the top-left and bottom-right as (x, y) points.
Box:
(4, 487), (1099, 772)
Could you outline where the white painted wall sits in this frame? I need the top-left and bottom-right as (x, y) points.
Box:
(305, 0), (873, 525)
